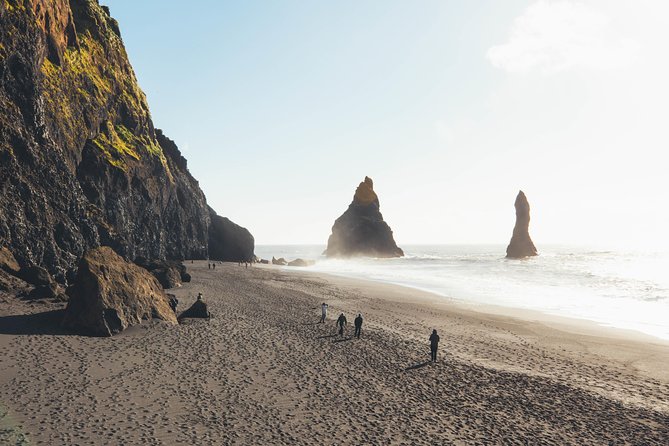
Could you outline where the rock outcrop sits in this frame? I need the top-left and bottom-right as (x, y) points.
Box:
(208, 207), (255, 262)
(178, 299), (210, 321)
(17, 265), (52, 287)
(62, 246), (177, 336)
(0, 0), (254, 278)
(506, 191), (538, 258)
(271, 256), (287, 266)
(324, 177), (403, 258)
(0, 247), (20, 275)
(134, 258), (190, 289)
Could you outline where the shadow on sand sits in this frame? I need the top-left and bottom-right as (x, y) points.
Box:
(333, 337), (352, 343)
(0, 309), (73, 336)
(317, 334), (338, 339)
(404, 361), (431, 371)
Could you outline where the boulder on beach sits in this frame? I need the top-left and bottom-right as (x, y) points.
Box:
(506, 190), (538, 258)
(26, 282), (60, 300)
(178, 298), (210, 320)
(18, 266), (53, 287)
(134, 258), (191, 289)
(324, 177), (403, 258)
(272, 257), (288, 266)
(259, 259), (270, 264)
(287, 258), (315, 267)
(62, 247), (177, 336)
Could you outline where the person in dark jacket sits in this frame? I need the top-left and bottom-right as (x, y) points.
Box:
(354, 313), (363, 338)
(429, 329), (440, 362)
(336, 313), (347, 337)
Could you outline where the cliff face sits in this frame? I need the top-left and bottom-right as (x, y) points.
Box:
(208, 206), (254, 262)
(506, 190), (538, 258)
(324, 177), (403, 258)
(0, 0), (252, 278)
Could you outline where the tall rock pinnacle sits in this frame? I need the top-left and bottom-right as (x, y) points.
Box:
(506, 190), (538, 258)
(324, 177), (403, 258)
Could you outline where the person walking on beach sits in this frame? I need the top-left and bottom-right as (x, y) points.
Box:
(429, 329), (440, 362)
(354, 313), (363, 338)
(208, 263), (211, 270)
(320, 303), (328, 323)
(336, 313), (347, 337)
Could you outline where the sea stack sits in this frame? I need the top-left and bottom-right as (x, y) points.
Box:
(506, 190), (538, 258)
(325, 177), (403, 258)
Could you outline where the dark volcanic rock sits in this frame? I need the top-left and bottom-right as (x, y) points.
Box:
(208, 207), (255, 262)
(18, 266), (53, 287)
(0, 0), (252, 278)
(27, 282), (59, 300)
(62, 246), (177, 336)
(506, 190), (538, 258)
(0, 247), (20, 275)
(152, 266), (182, 289)
(134, 257), (186, 289)
(0, 269), (29, 294)
(324, 177), (403, 258)
(178, 298), (210, 320)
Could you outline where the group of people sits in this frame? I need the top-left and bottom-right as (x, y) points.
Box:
(320, 302), (441, 361)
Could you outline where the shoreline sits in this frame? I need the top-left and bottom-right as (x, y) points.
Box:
(270, 263), (669, 346)
(1, 261), (667, 443)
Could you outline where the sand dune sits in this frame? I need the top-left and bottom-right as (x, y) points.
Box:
(1, 261), (667, 444)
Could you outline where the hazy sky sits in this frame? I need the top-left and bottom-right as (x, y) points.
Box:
(104, 0), (669, 247)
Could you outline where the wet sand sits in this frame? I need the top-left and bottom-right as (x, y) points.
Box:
(1, 261), (668, 444)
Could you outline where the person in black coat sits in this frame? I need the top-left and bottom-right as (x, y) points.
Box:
(354, 313), (363, 338)
(336, 313), (347, 337)
(429, 329), (440, 362)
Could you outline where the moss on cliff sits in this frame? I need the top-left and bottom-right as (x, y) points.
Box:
(38, 11), (161, 172)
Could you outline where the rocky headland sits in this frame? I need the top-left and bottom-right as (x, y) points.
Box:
(0, 0), (254, 282)
(506, 190), (538, 258)
(324, 177), (403, 258)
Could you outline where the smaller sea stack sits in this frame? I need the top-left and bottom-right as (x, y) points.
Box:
(506, 191), (538, 258)
(324, 177), (403, 258)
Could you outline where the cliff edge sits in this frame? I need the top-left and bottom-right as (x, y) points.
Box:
(0, 0), (253, 278)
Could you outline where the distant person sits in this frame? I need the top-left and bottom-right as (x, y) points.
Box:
(208, 263), (211, 270)
(320, 303), (328, 323)
(336, 313), (347, 337)
(429, 329), (440, 362)
(354, 313), (363, 338)
(213, 263), (216, 270)
(197, 292), (203, 301)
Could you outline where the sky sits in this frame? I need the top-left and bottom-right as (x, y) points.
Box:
(104, 0), (669, 248)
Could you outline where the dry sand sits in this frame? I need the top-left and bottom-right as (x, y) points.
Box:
(1, 261), (668, 444)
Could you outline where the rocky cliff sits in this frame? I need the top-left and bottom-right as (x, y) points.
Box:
(0, 0), (253, 279)
(324, 177), (403, 258)
(506, 190), (538, 258)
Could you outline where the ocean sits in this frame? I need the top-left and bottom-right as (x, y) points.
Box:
(254, 245), (669, 341)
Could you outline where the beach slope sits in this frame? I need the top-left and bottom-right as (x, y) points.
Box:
(1, 262), (667, 444)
